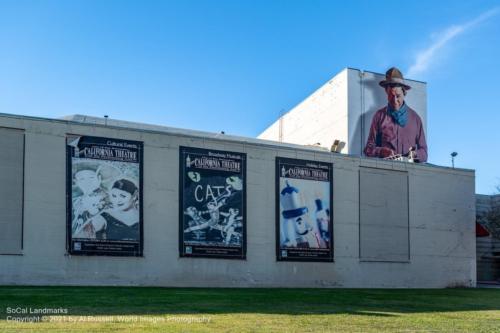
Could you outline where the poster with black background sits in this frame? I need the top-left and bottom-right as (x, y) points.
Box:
(67, 135), (143, 256)
(179, 146), (246, 259)
(276, 157), (333, 262)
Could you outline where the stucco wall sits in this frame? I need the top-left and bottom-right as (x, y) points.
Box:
(0, 113), (475, 288)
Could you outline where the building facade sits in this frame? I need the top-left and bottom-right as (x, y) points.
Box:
(0, 113), (475, 288)
(476, 194), (500, 282)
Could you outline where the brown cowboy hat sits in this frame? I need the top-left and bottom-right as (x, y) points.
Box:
(379, 67), (411, 90)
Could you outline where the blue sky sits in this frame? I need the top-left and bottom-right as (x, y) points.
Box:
(1, 0), (499, 194)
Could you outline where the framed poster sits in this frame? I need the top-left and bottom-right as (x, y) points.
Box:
(66, 135), (143, 256)
(179, 146), (246, 259)
(276, 157), (333, 262)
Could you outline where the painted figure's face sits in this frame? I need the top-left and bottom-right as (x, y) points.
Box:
(386, 86), (405, 111)
(186, 206), (198, 217)
(110, 188), (133, 210)
(207, 202), (217, 210)
(294, 216), (308, 234)
(75, 170), (101, 194)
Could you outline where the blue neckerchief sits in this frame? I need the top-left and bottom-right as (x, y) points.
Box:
(387, 103), (408, 127)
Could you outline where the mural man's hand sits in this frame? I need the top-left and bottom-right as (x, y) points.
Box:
(379, 147), (395, 158)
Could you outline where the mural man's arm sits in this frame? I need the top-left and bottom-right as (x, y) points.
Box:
(364, 111), (393, 158)
(415, 117), (428, 162)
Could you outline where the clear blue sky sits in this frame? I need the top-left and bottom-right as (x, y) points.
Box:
(1, 0), (499, 194)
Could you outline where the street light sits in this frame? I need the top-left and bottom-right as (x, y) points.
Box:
(451, 152), (458, 168)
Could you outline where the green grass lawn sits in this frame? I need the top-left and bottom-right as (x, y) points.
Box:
(1, 286), (499, 332)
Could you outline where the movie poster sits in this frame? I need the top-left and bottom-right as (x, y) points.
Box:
(179, 146), (246, 259)
(276, 157), (333, 262)
(66, 135), (143, 256)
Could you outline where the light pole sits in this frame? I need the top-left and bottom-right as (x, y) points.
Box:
(451, 152), (458, 168)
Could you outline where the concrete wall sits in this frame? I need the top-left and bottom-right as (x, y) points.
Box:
(0, 128), (24, 254)
(0, 113), (476, 288)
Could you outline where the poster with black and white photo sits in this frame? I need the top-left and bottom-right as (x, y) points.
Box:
(179, 146), (246, 259)
(67, 135), (143, 256)
(276, 157), (333, 262)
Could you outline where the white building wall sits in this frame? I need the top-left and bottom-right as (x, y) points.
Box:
(258, 69), (348, 151)
(0, 113), (475, 288)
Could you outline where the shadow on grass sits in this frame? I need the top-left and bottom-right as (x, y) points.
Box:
(0, 286), (499, 320)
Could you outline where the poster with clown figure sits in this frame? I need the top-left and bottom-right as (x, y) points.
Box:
(179, 146), (246, 259)
(276, 157), (333, 262)
(66, 135), (143, 256)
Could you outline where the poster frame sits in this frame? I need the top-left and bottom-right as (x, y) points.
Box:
(275, 157), (334, 262)
(66, 134), (144, 257)
(178, 146), (247, 260)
